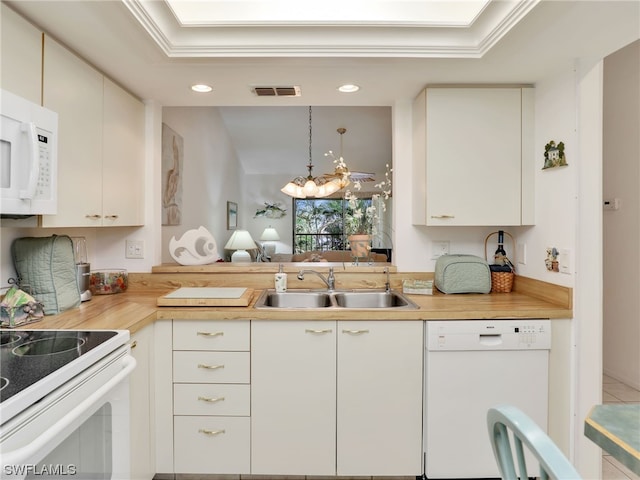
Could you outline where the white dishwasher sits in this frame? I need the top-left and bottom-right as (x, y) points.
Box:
(424, 319), (551, 479)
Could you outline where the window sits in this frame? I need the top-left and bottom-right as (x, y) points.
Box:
(293, 197), (372, 253)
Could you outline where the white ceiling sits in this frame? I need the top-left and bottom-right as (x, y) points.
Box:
(6, 0), (639, 177)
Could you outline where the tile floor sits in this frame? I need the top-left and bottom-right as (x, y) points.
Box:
(602, 375), (640, 480)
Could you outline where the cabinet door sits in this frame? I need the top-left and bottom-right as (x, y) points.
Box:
(42, 35), (103, 227)
(423, 87), (524, 226)
(102, 78), (144, 226)
(251, 321), (336, 476)
(1, 4), (42, 103)
(337, 321), (423, 476)
(130, 324), (155, 480)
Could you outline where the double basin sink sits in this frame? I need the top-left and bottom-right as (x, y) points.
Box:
(254, 289), (419, 310)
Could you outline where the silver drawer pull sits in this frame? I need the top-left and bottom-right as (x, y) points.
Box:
(305, 328), (333, 334)
(430, 214), (455, 219)
(198, 428), (226, 437)
(85, 214), (102, 219)
(198, 396), (225, 404)
(197, 331), (224, 337)
(197, 363), (225, 370)
(342, 329), (370, 335)
(104, 214), (119, 219)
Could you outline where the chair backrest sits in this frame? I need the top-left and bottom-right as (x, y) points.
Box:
(487, 405), (582, 480)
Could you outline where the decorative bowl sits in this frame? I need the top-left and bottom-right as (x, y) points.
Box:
(90, 269), (128, 295)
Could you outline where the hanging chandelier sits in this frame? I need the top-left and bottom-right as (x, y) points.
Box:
(281, 106), (341, 198)
(323, 127), (351, 189)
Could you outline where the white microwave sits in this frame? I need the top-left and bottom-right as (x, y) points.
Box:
(0, 89), (58, 216)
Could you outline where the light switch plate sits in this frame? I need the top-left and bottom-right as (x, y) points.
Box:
(431, 241), (450, 260)
(516, 243), (527, 265)
(126, 239), (144, 259)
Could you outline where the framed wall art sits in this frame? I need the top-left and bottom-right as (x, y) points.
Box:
(227, 201), (238, 230)
(161, 123), (184, 225)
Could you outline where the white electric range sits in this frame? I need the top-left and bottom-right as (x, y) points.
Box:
(0, 329), (135, 480)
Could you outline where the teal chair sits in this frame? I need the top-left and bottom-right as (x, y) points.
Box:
(487, 405), (582, 480)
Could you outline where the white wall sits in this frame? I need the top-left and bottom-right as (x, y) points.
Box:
(603, 40), (640, 390)
(242, 172), (297, 255)
(160, 107), (242, 263)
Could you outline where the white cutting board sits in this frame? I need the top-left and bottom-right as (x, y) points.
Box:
(157, 287), (252, 306)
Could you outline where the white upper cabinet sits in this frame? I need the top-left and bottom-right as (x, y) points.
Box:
(412, 86), (535, 226)
(0, 4), (42, 104)
(102, 78), (145, 226)
(41, 35), (144, 227)
(42, 35), (103, 227)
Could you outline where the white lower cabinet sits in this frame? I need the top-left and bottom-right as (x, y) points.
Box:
(174, 416), (250, 474)
(171, 320), (251, 475)
(129, 324), (155, 480)
(337, 321), (424, 476)
(251, 320), (423, 476)
(251, 320), (336, 475)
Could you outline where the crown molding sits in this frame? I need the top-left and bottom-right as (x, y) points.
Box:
(122, 0), (540, 58)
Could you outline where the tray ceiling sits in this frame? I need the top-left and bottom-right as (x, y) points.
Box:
(122, 0), (540, 57)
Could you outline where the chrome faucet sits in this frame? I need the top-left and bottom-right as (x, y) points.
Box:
(383, 267), (391, 293)
(297, 267), (335, 291)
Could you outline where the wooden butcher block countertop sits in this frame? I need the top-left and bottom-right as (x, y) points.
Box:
(15, 270), (573, 334)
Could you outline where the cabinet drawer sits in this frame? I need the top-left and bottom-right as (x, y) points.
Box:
(174, 416), (250, 474)
(173, 320), (250, 351)
(174, 384), (250, 416)
(173, 351), (250, 383)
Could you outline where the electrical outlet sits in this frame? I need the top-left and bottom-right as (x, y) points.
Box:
(603, 198), (621, 211)
(516, 243), (527, 265)
(126, 239), (144, 259)
(559, 248), (572, 274)
(431, 241), (450, 260)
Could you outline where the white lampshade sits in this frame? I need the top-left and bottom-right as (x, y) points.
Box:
(225, 230), (257, 262)
(260, 227), (280, 258)
(260, 227), (280, 241)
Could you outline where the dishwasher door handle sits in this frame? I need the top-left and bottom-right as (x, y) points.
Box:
(479, 333), (503, 346)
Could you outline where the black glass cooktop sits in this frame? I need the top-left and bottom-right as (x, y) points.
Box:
(0, 330), (118, 403)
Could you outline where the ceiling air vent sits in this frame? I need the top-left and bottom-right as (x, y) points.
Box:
(253, 86), (301, 97)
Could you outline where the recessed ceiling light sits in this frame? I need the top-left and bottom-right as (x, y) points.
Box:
(338, 84), (360, 93)
(191, 84), (213, 93)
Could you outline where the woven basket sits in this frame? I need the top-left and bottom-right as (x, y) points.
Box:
(484, 232), (515, 293)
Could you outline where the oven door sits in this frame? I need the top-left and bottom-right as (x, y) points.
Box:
(0, 346), (135, 480)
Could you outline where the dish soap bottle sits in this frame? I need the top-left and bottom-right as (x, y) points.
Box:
(275, 264), (287, 292)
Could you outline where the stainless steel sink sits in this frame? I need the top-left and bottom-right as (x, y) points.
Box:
(333, 291), (415, 309)
(256, 291), (333, 308)
(254, 289), (418, 310)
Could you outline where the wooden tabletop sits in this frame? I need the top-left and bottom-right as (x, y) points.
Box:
(584, 404), (640, 476)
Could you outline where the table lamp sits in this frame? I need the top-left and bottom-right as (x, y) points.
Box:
(260, 226), (280, 259)
(225, 230), (257, 262)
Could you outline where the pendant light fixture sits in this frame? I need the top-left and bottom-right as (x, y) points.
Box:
(324, 127), (351, 189)
(281, 106), (341, 198)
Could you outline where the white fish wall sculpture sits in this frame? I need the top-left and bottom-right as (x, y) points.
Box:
(169, 226), (221, 265)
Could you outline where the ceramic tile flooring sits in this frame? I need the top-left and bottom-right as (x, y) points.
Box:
(602, 375), (640, 480)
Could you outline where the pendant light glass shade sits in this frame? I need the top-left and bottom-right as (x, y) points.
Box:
(281, 106), (339, 199)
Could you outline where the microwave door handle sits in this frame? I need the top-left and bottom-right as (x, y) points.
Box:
(19, 122), (39, 200)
